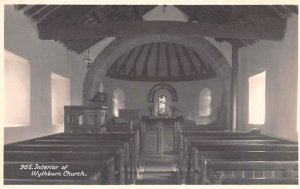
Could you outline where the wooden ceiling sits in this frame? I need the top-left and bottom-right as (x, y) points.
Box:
(106, 42), (217, 81)
(15, 5), (297, 54)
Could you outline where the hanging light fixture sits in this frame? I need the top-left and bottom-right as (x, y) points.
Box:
(82, 48), (95, 70)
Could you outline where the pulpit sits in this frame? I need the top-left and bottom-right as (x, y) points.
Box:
(140, 116), (183, 155)
(64, 105), (107, 133)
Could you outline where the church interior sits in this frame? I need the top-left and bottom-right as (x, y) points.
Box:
(2, 4), (299, 185)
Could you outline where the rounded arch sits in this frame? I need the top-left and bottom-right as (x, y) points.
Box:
(99, 83), (104, 92)
(83, 34), (232, 128)
(200, 87), (212, 97)
(148, 83), (177, 102)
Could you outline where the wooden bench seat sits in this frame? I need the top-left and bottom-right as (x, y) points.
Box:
(49, 132), (140, 173)
(178, 135), (296, 184)
(179, 126), (225, 132)
(4, 146), (127, 184)
(4, 133), (138, 184)
(4, 143), (131, 184)
(179, 143), (298, 181)
(187, 143), (298, 151)
(192, 150), (298, 184)
(221, 178), (298, 185)
(179, 138), (287, 176)
(177, 131), (263, 151)
(7, 132), (139, 177)
(19, 138), (136, 181)
(204, 160), (298, 184)
(176, 130), (298, 185)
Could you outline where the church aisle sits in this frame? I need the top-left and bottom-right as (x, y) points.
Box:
(136, 156), (179, 185)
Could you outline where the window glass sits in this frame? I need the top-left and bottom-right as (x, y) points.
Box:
(113, 88), (125, 117)
(51, 73), (70, 126)
(248, 71), (266, 124)
(199, 88), (212, 117)
(158, 94), (167, 117)
(4, 50), (30, 127)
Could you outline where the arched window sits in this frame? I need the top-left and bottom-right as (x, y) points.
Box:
(199, 88), (212, 117)
(99, 83), (104, 92)
(112, 88), (125, 117)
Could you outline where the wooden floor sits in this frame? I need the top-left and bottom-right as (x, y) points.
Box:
(136, 156), (179, 185)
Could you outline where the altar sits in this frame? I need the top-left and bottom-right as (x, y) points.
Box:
(140, 116), (183, 156)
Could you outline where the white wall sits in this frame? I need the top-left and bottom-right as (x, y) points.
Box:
(4, 5), (85, 144)
(237, 14), (298, 142)
(103, 77), (223, 125)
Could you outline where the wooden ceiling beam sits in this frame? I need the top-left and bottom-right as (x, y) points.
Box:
(165, 43), (172, 77)
(14, 5), (27, 11)
(181, 46), (198, 75)
(191, 50), (211, 70)
(24, 5), (46, 17)
(94, 8), (108, 23)
(141, 43), (153, 76)
(117, 47), (136, 74)
(38, 21), (286, 41)
(133, 6), (143, 21)
(155, 43), (160, 77)
(188, 6), (198, 22)
(60, 6), (101, 24)
(36, 6), (66, 24)
(128, 45), (145, 76)
(173, 44), (185, 76)
(285, 5), (298, 15)
(266, 6), (289, 20)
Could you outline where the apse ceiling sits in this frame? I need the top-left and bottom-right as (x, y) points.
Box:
(15, 5), (297, 54)
(106, 42), (217, 82)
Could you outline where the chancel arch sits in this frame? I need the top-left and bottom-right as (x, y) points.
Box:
(83, 34), (232, 128)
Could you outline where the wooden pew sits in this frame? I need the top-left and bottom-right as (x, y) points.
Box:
(53, 131), (141, 175)
(4, 145), (126, 184)
(177, 133), (294, 183)
(4, 157), (115, 184)
(9, 138), (133, 184)
(4, 132), (138, 185)
(26, 136), (136, 182)
(180, 138), (290, 170)
(34, 131), (139, 179)
(178, 137), (285, 179)
(191, 150), (298, 184)
(204, 160), (298, 184)
(221, 178), (298, 185)
(177, 130), (266, 153)
(176, 130), (298, 185)
(180, 143), (298, 184)
(179, 126), (225, 132)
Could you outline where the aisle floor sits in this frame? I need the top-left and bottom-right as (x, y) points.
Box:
(136, 156), (179, 185)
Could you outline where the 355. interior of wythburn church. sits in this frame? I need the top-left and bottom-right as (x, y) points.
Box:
(3, 4), (299, 185)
